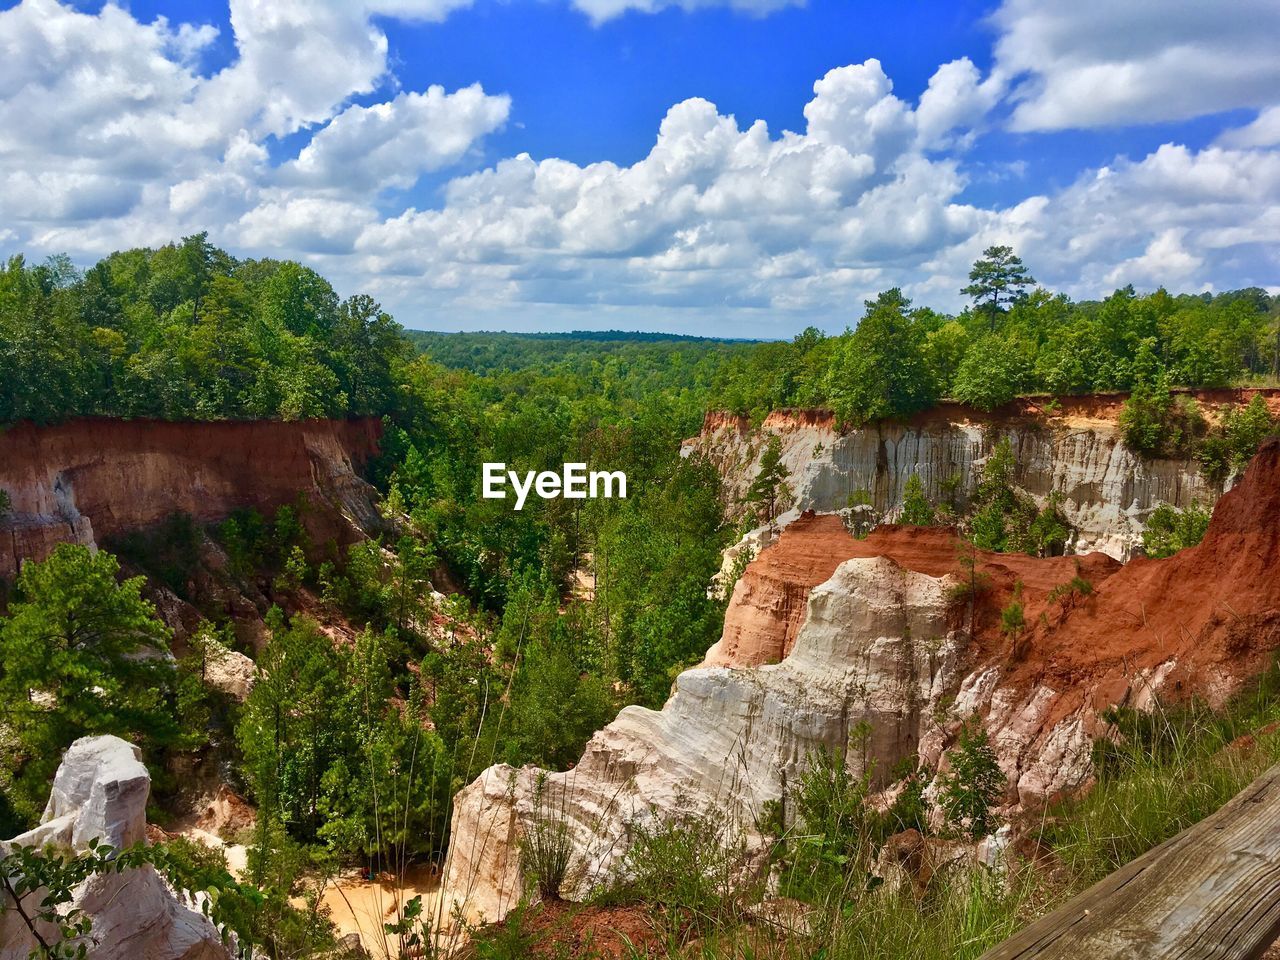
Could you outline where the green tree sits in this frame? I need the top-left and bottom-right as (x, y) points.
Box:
(1198, 393), (1277, 481)
(237, 615), (351, 845)
(1142, 503), (1212, 558)
(899, 473), (936, 526)
(825, 289), (938, 426)
(746, 435), (791, 523)
(1119, 375), (1205, 458)
(952, 335), (1031, 411)
(962, 245), (1036, 329)
(938, 720), (1005, 839)
(0, 546), (180, 825)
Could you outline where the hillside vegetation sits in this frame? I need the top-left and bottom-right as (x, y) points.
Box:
(707, 249), (1279, 426)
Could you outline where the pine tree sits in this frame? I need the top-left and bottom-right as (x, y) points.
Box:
(747, 435), (791, 523)
(962, 246), (1036, 330)
(899, 473), (936, 525)
(939, 719), (1005, 839)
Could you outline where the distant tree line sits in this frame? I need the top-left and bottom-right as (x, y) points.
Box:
(0, 234), (409, 425)
(710, 246), (1280, 426)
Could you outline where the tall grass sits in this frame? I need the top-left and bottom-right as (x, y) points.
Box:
(1040, 658), (1280, 887)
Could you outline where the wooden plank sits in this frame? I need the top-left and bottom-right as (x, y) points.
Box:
(980, 763), (1280, 960)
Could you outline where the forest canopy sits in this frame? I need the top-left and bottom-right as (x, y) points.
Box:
(4, 237), (1277, 430)
(707, 248), (1279, 425)
(0, 234), (408, 424)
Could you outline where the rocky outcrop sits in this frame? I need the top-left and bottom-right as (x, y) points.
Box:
(442, 551), (972, 924)
(686, 391), (1280, 560)
(0, 736), (231, 959)
(0, 417), (382, 580)
(442, 440), (1280, 926)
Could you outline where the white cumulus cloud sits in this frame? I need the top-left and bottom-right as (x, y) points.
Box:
(1, 0), (1277, 335)
(992, 0), (1280, 130)
(284, 86), (511, 193)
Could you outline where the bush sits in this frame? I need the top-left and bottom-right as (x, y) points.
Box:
(777, 746), (877, 902)
(1198, 394), (1277, 481)
(899, 473), (936, 526)
(518, 774), (576, 902)
(1001, 600), (1025, 636)
(1141, 502), (1211, 558)
(938, 720), (1005, 839)
(608, 805), (754, 921)
(1119, 377), (1205, 458)
(952, 335), (1031, 411)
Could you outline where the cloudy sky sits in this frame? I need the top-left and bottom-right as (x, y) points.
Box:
(1, 0), (1277, 336)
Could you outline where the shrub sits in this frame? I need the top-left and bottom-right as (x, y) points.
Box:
(1001, 601), (1025, 637)
(1119, 377), (1205, 458)
(1047, 562), (1094, 605)
(899, 473), (936, 526)
(607, 803), (754, 922)
(778, 745), (877, 902)
(1198, 394), (1278, 481)
(938, 720), (1005, 839)
(1141, 502), (1211, 558)
(518, 774), (575, 902)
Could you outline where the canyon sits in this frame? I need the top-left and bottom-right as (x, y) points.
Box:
(685, 390), (1280, 560)
(441, 436), (1280, 927)
(0, 417), (383, 582)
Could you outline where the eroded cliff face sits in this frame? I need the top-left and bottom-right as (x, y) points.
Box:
(0, 417), (382, 580)
(441, 441), (1280, 926)
(686, 391), (1280, 560)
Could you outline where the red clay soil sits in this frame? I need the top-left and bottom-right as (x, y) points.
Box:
(714, 440), (1280, 724)
(0, 417), (380, 537)
(1011, 438), (1280, 722)
(0, 417), (382, 577)
(466, 901), (670, 960)
(711, 512), (1119, 667)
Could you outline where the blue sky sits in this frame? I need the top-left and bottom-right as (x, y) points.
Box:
(1, 0), (1278, 335)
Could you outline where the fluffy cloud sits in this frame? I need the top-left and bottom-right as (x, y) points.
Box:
(192, 0), (479, 139)
(352, 60), (1002, 317)
(284, 86), (510, 193)
(0, 0), (506, 257)
(2, 0), (1277, 335)
(570, 0), (799, 25)
(1219, 107), (1280, 149)
(990, 144), (1280, 298)
(992, 0), (1280, 131)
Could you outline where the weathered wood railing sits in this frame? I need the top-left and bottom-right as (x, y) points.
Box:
(980, 763), (1280, 960)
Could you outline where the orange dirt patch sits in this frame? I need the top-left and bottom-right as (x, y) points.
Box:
(709, 511), (1120, 668)
(466, 901), (670, 960)
(194, 784), (256, 839)
(315, 864), (442, 952)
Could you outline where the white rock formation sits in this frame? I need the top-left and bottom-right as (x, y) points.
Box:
(686, 410), (1221, 560)
(1, 736), (231, 960)
(441, 556), (973, 925)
